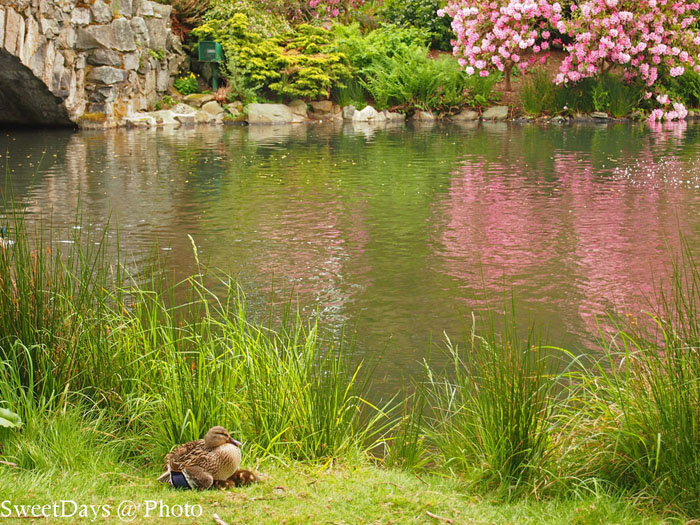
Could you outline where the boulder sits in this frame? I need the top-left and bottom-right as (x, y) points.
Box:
(183, 93), (214, 108)
(225, 101), (244, 119)
(91, 0), (112, 24)
(352, 105), (385, 122)
(482, 106), (509, 120)
(591, 111), (608, 119)
(452, 110), (479, 121)
(202, 100), (224, 116)
(195, 110), (212, 124)
(111, 18), (136, 51)
(549, 115), (568, 124)
(246, 103), (297, 124)
(342, 105), (356, 120)
(309, 100), (333, 114)
(288, 99), (308, 118)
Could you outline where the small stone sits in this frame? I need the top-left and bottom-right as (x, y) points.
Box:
(202, 100), (224, 116)
(71, 8), (90, 26)
(482, 106), (509, 120)
(183, 93), (214, 108)
(452, 110), (479, 121)
(195, 110), (212, 124)
(87, 66), (126, 85)
(174, 113), (196, 126)
(412, 110), (435, 121)
(342, 105), (356, 120)
(88, 49), (122, 67)
(383, 111), (405, 122)
(91, 0), (113, 24)
(591, 111), (608, 119)
(123, 52), (139, 71)
(124, 113), (156, 127)
(352, 105), (385, 122)
(171, 103), (197, 115)
(151, 110), (178, 125)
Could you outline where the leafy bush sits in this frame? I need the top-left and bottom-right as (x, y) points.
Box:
(661, 69), (700, 108)
(193, 15), (350, 100)
(381, 0), (454, 51)
(174, 72), (199, 95)
(361, 46), (471, 112)
(519, 67), (561, 116)
(204, 0), (294, 37)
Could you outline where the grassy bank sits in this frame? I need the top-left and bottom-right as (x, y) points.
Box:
(1, 209), (699, 522)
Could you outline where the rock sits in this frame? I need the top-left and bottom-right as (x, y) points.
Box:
(591, 111), (608, 119)
(135, 0), (155, 17)
(202, 100), (224, 116)
(116, 0), (133, 17)
(342, 105), (356, 120)
(151, 109), (178, 125)
(112, 18), (136, 51)
(91, 0), (112, 24)
(88, 86), (117, 102)
(288, 99), (308, 118)
(87, 49), (122, 67)
(71, 8), (90, 26)
(195, 110), (212, 124)
(225, 102), (243, 119)
(309, 100), (333, 114)
(156, 67), (169, 92)
(124, 113), (156, 127)
(123, 52), (139, 70)
(383, 111), (405, 122)
(482, 106), (509, 120)
(171, 103), (197, 115)
(352, 105), (385, 122)
(174, 113), (195, 126)
(183, 93), (214, 108)
(550, 115), (567, 124)
(246, 103), (298, 124)
(452, 110), (479, 121)
(87, 66), (126, 84)
(412, 110), (435, 121)
(145, 17), (168, 50)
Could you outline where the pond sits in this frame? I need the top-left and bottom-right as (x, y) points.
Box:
(1, 120), (700, 382)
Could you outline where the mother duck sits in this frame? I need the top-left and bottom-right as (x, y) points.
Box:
(157, 426), (242, 490)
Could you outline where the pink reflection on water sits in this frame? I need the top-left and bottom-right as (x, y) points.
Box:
(436, 125), (697, 344)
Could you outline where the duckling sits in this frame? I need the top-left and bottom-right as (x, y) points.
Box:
(157, 426), (243, 490)
(213, 469), (261, 490)
(0, 227), (13, 249)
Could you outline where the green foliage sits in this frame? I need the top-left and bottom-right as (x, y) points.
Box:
(381, 0), (454, 51)
(661, 69), (700, 108)
(332, 23), (496, 113)
(154, 94), (175, 110)
(204, 0), (293, 37)
(520, 71), (641, 117)
(148, 48), (165, 61)
(193, 15), (350, 100)
(174, 72), (199, 95)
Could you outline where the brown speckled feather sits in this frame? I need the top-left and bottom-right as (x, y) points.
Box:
(164, 440), (241, 480)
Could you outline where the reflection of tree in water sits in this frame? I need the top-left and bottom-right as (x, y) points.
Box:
(435, 122), (700, 350)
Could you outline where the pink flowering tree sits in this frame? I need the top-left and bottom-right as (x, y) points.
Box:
(309, 0), (365, 24)
(555, 0), (700, 89)
(438, 1), (565, 91)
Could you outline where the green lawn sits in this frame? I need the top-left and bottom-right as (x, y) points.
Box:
(0, 462), (673, 524)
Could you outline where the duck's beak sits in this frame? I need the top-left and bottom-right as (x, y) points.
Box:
(230, 438), (243, 447)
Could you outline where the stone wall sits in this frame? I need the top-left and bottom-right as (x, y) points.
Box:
(0, 0), (185, 127)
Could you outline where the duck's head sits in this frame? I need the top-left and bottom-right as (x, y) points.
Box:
(204, 426), (242, 449)
(0, 227), (6, 239)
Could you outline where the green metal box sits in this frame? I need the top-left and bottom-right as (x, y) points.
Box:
(198, 41), (224, 62)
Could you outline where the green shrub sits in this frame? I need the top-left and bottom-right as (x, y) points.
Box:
(519, 67), (560, 116)
(192, 15), (350, 100)
(204, 0), (294, 37)
(662, 69), (700, 108)
(381, 0), (454, 51)
(174, 72), (199, 95)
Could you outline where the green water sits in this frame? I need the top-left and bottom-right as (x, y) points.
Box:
(2, 121), (700, 379)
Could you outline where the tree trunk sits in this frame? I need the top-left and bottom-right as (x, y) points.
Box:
(505, 65), (512, 92)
